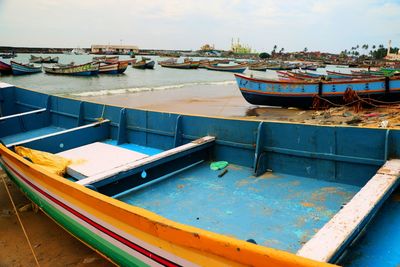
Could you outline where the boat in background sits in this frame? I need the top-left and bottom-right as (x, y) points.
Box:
(235, 73), (400, 108)
(0, 52), (16, 59)
(30, 55), (59, 64)
(0, 61), (12, 74)
(205, 63), (247, 73)
(44, 62), (99, 76)
(99, 61), (128, 74)
(93, 56), (119, 64)
(131, 59), (155, 69)
(10, 61), (42, 75)
(248, 62), (269, 71)
(159, 61), (192, 69)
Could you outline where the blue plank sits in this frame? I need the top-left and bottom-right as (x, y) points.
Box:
(0, 126), (64, 145)
(103, 139), (163, 156)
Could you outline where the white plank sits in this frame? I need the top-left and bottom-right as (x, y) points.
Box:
(58, 142), (148, 180)
(0, 108), (46, 121)
(296, 159), (400, 262)
(7, 120), (110, 147)
(77, 136), (215, 186)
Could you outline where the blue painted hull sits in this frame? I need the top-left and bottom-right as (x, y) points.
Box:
(1, 83), (400, 266)
(235, 74), (400, 108)
(11, 61), (42, 75)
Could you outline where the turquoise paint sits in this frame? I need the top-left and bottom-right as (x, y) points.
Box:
(119, 161), (360, 253)
(103, 139), (163, 156)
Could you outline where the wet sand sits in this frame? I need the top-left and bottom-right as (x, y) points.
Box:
(0, 170), (113, 267)
(77, 83), (400, 128)
(76, 83), (317, 121)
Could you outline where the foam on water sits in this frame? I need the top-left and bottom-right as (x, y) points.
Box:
(68, 80), (236, 97)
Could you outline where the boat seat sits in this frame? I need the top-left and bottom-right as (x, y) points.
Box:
(0, 108), (46, 122)
(76, 136), (216, 186)
(57, 142), (148, 180)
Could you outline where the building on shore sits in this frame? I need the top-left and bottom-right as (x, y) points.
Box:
(386, 40), (400, 61)
(91, 44), (139, 55)
(231, 38), (253, 54)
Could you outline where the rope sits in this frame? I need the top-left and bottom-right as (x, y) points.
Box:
(98, 104), (106, 121)
(1, 174), (40, 266)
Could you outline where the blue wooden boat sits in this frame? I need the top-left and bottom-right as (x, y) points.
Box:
(10, 61), (42, 75)
(235, 73), (400, 108)
(205, 63), (247, 73)
(44, 62), (100, 76)
(1, 83), (400, 266)
(99, 61), (129, 74)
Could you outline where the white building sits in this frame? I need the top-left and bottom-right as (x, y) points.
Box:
(91, 45), (139, 55)
(386, 40), (400, 61)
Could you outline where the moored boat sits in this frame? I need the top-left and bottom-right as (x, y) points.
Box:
(10, 61), (42, 75)
(159, 61), (192, 69)
(131, 59), (155, 69)
(44, 62), (100, 76)
(0, 60), (12, 74)
(205, 63), (247, 73)
(1, 83), (400, 266)
(235, 73), (400, 108)
(99, 61), (128, 74)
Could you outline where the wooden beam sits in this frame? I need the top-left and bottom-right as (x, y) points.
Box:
(0, 108), (46, 121)
(296, 159), (400, 263)
(77, 136), (215, 186)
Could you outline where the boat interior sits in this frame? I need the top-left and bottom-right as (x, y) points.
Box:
(1, 84), (400, 265)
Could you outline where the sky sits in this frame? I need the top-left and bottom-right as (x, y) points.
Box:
(0, 0), (399, 53)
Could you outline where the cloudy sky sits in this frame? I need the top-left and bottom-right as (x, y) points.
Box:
(0, 0), (399, 53)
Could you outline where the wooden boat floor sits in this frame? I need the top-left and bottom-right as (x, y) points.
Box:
(118, 162), (360, 253)
(339, 189), (400, 267)
(1, 126), (65, 145)
(102, 139), (164, 156)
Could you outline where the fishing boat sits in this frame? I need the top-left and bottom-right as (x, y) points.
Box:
(235, 73), (400, 108)
(131, 60), (155, 69)
(0, 52), (15, 59)
(1, 83), (400, 266)
(30, 55), (60, 64)
(93, 56), (119, 64)
(10, 61), (42, 75)
(0, 61), (12, 74)
(159, 61), (192, 69)
(248, 62), (269, 71)
(99, 61), (129, 74)
(44, 62), (99, 76)
(205, 63), (247, 73)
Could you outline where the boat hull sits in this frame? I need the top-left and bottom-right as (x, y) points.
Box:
(44, 62), (99, 76)
(11, 61), (42, 75)
(0, 61), (12, 74)
(205, 65), (246, 73)
(235, 74), (400, 108)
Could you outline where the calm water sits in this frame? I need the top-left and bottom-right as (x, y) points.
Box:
(0, 54), (349, 97)
(0, 54), (248, 96)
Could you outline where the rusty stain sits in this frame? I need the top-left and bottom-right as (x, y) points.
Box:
(258, 172), (281, 179)
(177, 184), (185, 189)
(227, 164), (242, 171)
(235, 179), (250, 187)
(301, 202), (315, 207)
(378, 167), (391, 174)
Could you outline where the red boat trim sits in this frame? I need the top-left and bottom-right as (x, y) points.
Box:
(3, 160), (181, 267)
(239, 87), (400, 96)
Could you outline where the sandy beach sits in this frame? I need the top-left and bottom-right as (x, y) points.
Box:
(0, 170), (113, 266)
(76, 83), (400, 128)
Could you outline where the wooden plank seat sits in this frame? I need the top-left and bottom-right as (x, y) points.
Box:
(296, 159), (400, 263)
(76, 136), (216, 186)
(0, 108), (47, 121)
(57, 142), (148, 180)
(6, 120), (111, 153)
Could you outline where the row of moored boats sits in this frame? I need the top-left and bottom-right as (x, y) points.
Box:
(0, 56), (158, 76)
